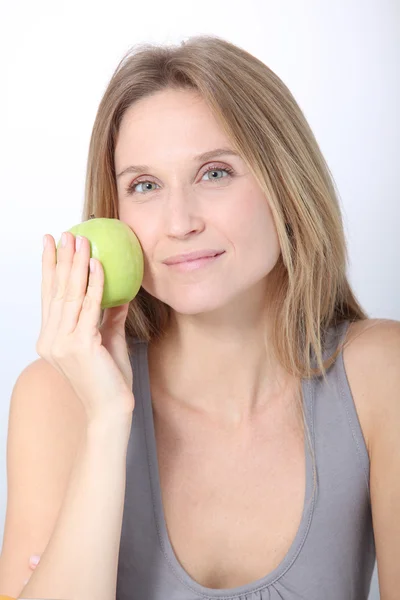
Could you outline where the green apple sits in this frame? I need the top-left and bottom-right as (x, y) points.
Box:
(56, 217), (144, 309)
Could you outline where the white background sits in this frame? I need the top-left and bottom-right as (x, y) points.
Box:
(1, 1), (399, 597)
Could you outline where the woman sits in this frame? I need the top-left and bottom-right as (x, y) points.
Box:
(1, 34), (399, 600)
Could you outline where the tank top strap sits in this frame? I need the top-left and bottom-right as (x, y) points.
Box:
(309, 319), (351, 372)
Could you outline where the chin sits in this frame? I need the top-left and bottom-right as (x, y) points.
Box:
(168, 298), (224, 316)
(157, 287), (229, 316)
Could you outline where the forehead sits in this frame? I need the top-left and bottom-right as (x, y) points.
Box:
(120, 88), (211, 126)
(115, 89), (230, 166)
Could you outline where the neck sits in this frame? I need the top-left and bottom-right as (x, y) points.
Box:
(148, 314), (297, 427)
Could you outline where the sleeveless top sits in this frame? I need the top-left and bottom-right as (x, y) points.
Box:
(116, 319), (376, 599)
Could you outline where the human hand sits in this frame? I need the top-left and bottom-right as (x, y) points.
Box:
(36, 231), (135, 424)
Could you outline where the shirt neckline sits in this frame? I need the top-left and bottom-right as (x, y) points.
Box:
(138, 341), (317, 599)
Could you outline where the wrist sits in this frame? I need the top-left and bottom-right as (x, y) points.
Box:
(86, 411), (133, 438)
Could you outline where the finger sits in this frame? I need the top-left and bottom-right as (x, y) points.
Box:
(57, 235), (94, 335)
(42, 231), (75, 345)
(41, 234), (56, 329)
(74, 253), (104, 337)
(99, 303), (131, 355)
(29, 554), (40, 569)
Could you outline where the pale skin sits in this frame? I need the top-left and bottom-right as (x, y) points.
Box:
(10, 87), (400, 596)
(116, 88), (298, 422)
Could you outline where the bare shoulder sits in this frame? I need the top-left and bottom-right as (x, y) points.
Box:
(341, 317), (400, 460)
(6, 357), (87, 445)
(343, 318), (400, 595)
(0, 358), (86, 597)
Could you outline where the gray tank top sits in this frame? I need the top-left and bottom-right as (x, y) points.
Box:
(116, 319), (376, 599)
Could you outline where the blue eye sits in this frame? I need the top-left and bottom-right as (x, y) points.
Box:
(125, 164), (234, 196)
(131, 181), (159, 194)
(200, 167), (232, 181)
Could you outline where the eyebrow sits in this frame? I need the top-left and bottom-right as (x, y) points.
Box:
(116, 147), (240, 180)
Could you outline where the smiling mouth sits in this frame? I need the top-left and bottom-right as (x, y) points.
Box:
(165, 251), (225, 271)
(163, 250), (225, 265)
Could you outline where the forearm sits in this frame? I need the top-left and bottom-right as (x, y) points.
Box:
(18, 415), (132, 600)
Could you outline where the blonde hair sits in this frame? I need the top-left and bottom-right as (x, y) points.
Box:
(82, 34), (369, 503)
(82, 35), (368, 502)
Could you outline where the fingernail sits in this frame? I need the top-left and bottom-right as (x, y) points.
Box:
(30, 554), (40, 566)
(61, 232), (67, 247)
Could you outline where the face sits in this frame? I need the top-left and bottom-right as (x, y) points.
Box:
(115, 88), (281, 317)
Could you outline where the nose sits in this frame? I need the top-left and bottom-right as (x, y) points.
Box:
(164, 186), (205, 239)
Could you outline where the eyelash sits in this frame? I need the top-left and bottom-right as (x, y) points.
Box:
(124, 164), (235, 196)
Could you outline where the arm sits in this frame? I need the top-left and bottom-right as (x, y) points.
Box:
(0, 358), (87, 597)
(14, 229), (136, 599)
(368, 320), (400, 599)
(347, 319), (400, 599)
(17, 414), (131, 600)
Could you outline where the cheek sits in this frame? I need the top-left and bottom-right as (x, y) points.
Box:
(224, 192), (279, 255)
(119, 210), (156, 250)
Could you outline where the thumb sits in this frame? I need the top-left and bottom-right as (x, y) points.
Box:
(100, 302), (130, 332)
(99, 302), (133, 388)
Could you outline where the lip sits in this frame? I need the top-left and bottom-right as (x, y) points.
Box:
(165, 252), (224, 272)
(163, 249), (225, 265)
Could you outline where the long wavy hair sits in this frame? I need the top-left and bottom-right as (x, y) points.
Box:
(81, 35), (369, 501)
